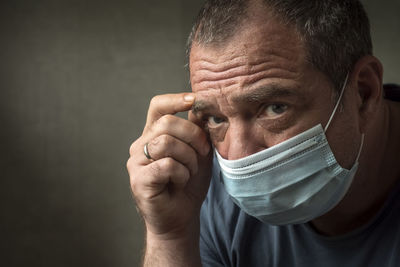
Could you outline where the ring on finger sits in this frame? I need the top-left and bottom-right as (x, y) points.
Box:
(143, 142), (153, 161)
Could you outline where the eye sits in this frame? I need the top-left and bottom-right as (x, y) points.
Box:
(261, 104), (288, 118)
(207, 115), (226, 127)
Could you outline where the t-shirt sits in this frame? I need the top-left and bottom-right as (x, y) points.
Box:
(199, 84), (400, 267)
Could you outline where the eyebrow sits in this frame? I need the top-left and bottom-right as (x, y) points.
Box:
(192, 84), (302, 114)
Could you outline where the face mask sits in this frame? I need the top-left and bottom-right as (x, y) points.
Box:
(215, 74), (364, 225)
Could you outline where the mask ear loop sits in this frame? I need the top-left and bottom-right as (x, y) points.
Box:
(324, 73), (349, 132)
(323, 73), (364, 164)
(355, 133), (364, 163)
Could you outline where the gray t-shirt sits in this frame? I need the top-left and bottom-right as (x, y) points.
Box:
(199, 85), (400, 267)
(200, 161), (400, 267)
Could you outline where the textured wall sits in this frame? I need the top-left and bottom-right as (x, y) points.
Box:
(364, 0), (400, 84)
(0, 1), (398, 266)
(0, 1), (202, 266)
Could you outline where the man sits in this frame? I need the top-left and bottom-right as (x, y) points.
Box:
(126, 0), (400, 266)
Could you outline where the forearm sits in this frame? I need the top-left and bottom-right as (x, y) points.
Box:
(143, 223), (202, 267)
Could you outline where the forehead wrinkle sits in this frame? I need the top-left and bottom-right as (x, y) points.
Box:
(231, 84), (303, 104)
(192, 54), (248, 70)
(194, 67), (299, 92)
(192, 62), (297, 85)
(190, 46), (301, 88)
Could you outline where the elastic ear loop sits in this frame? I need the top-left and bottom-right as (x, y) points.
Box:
(324, 73), (349, 132)
(355, 134), (364, 163)
(323, 73), (364, 163)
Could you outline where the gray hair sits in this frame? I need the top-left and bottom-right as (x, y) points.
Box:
(186, 0), (372, 91)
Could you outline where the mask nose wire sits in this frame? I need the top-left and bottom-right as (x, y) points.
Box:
(324, 73), (350, 132)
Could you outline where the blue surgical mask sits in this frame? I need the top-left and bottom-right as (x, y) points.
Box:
(215, 74), (364, 225)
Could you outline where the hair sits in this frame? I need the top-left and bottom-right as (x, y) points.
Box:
(186, 0), (373, 91)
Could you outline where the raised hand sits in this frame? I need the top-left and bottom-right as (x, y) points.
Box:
(127, 93), (212, 262)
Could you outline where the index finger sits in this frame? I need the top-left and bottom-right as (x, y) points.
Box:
(145, 93), (195, 127)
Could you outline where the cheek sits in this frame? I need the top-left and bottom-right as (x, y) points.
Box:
(325, 110), (361, 169)
(209, 127), (228, 143)
(212, 123), (276, 158)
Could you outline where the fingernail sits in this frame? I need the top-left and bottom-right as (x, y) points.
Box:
(184, 94), (195, 103)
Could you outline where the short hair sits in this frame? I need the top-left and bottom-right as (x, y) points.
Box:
(187, 0), (373, 91)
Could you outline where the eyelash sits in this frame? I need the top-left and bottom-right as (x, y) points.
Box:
(202, 103), (287, 126)
(200, 101), (291, 128)
(257, 103), (289, 118)
(202, 114), (226, 128)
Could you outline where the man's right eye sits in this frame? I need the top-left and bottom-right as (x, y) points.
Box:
(207, 116), (226, 127)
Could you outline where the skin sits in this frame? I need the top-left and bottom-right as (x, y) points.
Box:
(127, 2), (400, 266)
(127, 93), (212, 267)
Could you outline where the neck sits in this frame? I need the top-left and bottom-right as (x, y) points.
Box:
(310, 100), (400, 236)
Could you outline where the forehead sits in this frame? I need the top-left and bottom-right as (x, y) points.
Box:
(189, 13), (308, 99)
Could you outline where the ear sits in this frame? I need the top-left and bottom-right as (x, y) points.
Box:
(350, 55), (383, 133)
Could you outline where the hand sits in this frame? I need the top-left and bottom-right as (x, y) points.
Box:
(127, 93), (212, 239)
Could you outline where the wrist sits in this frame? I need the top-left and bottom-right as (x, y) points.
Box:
(144, 218), (201, 267)
(148, 218), (199, 239)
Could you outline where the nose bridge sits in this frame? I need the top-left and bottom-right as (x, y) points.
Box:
(224, 120), (262, 160)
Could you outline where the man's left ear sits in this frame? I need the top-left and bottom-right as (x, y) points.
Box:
(351, 55), (383, 133)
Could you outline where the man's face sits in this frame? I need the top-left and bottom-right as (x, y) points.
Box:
(189, 15), (360, 168)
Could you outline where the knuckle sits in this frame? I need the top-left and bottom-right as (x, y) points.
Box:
(156, 134), (174, 148)
(175, 165), (190, 186)
(130, 170), (155, 198)
(158, 157), (176, 171)
(149, 160), (162, 175)
(149, 95), (160, 108)
(158, 114), (174, 127)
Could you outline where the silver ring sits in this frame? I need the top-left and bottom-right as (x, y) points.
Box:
(143, 142), (153, 160)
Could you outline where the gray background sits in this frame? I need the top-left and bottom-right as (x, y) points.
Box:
(0, 0), (398, 266)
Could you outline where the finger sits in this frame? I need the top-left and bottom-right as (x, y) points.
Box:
(134, 158), (191, 199)
(145, 114), (210, 156)
(188, 109), (208, 132)
(146, 93), (195, 128)
(145, 134), (198, 175)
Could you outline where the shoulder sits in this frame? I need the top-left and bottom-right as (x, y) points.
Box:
(384, 83), (400, 102)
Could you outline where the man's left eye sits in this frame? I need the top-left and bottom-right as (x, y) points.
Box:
(262, 104), (288, 117)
